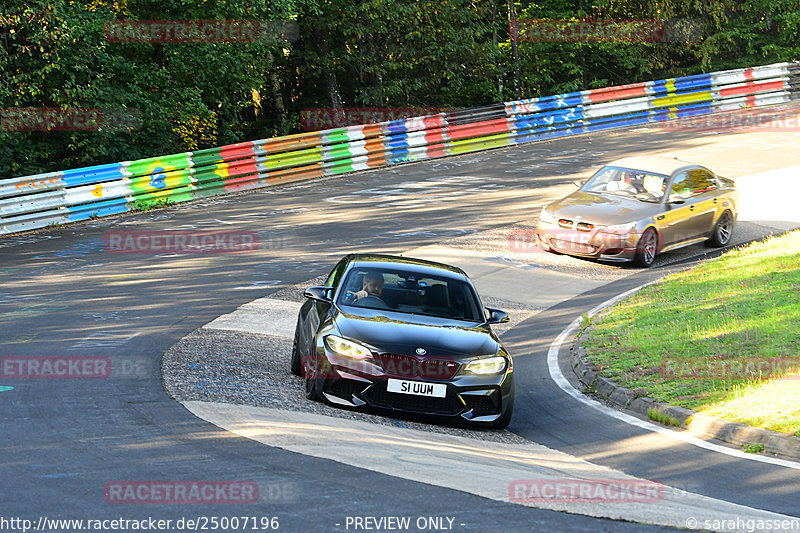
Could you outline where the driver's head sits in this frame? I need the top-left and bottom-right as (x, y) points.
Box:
(362, 272), (384, 296)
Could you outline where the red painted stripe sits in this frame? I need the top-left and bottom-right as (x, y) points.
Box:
(426, 143), (449, 158)
(744, 68), (755, 81)
(448, 119), (509, 141)
(224, 159), (258, 179)
(423, 115), (446, 129)
(585, 83), (649, 103)
(719, 80), (785, 97)
(424, 127), (448, 144)
(223, 174), (261, 191)
(220, 141), (255, 161)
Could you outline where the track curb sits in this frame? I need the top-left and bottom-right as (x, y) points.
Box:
(570, 306), (800, 461)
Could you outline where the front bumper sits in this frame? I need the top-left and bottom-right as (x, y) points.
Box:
(534, 223), (641, 262)
(314, 350), (514, 424)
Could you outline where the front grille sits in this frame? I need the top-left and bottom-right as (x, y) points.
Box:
(375, 354), (458, 380)
(365, 384), (464, 415)
(550, 239), (597, 254)
(325, 378), (367, 401)
(557, 219), (596, 231)
(462, 394), (500, 417)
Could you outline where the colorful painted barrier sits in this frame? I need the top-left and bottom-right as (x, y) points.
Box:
(2, 62), (799, 235)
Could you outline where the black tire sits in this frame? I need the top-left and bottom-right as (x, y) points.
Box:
(290, 319), (303, 376)
(633, 228), (658, 268)
(304, 357), (328, 402)
(706, 210), (734, 247)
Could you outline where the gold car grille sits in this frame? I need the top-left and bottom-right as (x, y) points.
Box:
(557, 218), (595, 231)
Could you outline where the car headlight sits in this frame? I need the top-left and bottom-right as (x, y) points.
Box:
(601, 221), (637, 235)
(539, 207), (554, 224)
(324, 335), (372, 359)
(465, 355), (507, 375)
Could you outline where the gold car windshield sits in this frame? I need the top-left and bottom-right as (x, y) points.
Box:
(583, 166), (668, 203)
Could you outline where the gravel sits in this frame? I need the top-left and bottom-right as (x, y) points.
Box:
(163, 327), (535, 445)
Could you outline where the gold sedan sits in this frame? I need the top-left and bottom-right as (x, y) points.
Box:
(535, 156), (739, 267)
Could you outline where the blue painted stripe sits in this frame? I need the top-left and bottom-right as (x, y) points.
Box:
(384, 136), (413, 150)
(61, 163), (126, 187)
(384, 119), (410, 134)
(65, 198), (129, 221)
(387, 148), (412, 164)
(512, 107), (584, 131)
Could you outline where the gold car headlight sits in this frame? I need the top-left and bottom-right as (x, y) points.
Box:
(465, 355), (507, 375)
(601, 221), (636, 235)
(324, 335), (372, 359)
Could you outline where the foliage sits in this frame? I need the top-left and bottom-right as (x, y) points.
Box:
(1, 0), (799, 177)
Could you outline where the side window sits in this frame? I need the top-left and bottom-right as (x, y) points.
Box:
(669, 173), (691, 200)
(687, 168), (716, 195)
(325, 260), (347, 289)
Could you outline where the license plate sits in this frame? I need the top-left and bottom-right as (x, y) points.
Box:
(554, 239), (595, 254)
(386, 378), (447, 398)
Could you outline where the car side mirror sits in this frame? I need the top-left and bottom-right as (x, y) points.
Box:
(485, 307), (509, 324)
(667, 195), (685, 205)
(573, 179), (585, 188)
(303, 286), (333, 303)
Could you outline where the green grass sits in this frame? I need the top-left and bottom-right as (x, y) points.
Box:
(584, 230), (800, 435)
(743, 443), (765, 454)
(647, 408), (682, 427)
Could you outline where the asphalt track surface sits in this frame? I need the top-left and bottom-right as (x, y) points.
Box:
(1, 117), (799, 532)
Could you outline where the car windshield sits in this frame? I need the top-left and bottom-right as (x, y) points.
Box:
(337, 267), (484, 322)
(582, 166), (668, 202)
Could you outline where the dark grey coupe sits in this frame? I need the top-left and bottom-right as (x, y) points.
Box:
(290, 254), (514, 428)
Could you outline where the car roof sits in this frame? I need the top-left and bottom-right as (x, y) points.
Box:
(345, 254), (468, 279)
(604, 156), (701, 177)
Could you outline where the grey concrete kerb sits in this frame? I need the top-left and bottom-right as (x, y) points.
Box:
(571, 304), (800, 460)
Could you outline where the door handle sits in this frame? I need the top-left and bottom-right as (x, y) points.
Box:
(713, 198), (718, 203)
(689, 206), (694, 211)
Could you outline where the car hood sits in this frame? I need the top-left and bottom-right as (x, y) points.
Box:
(334, 308), (499, 358)
(546, 190), (662, 225)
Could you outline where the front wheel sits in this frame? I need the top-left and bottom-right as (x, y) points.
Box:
(290, 319), (303, 376)
(490, 398), (514, 429)
(706, 211), (734, 247)
(633, 228), (658, 268)
(485, 382), (514, 429)
(304, 357), (328, 402)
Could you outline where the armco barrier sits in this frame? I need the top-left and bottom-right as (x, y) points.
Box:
(2, 61), (799, 235)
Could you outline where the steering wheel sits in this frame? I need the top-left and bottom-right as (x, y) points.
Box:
(343, 291), (358, 304)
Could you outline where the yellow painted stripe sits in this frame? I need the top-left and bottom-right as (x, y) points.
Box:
(449, 133), (511, 155)
(653, 91), (712, 108)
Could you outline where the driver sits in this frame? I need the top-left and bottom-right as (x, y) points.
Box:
(608, 171), (644, 193)
(353, 272), (388, 308)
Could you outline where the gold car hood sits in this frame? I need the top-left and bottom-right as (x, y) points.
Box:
(546, 191), (663, 226)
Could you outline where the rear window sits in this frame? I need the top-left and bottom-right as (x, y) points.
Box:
(337, 267), (483, 321)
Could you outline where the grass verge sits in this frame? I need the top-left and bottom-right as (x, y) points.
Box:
(584, 229), (800, 435)
(647, 408), (681, 427)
